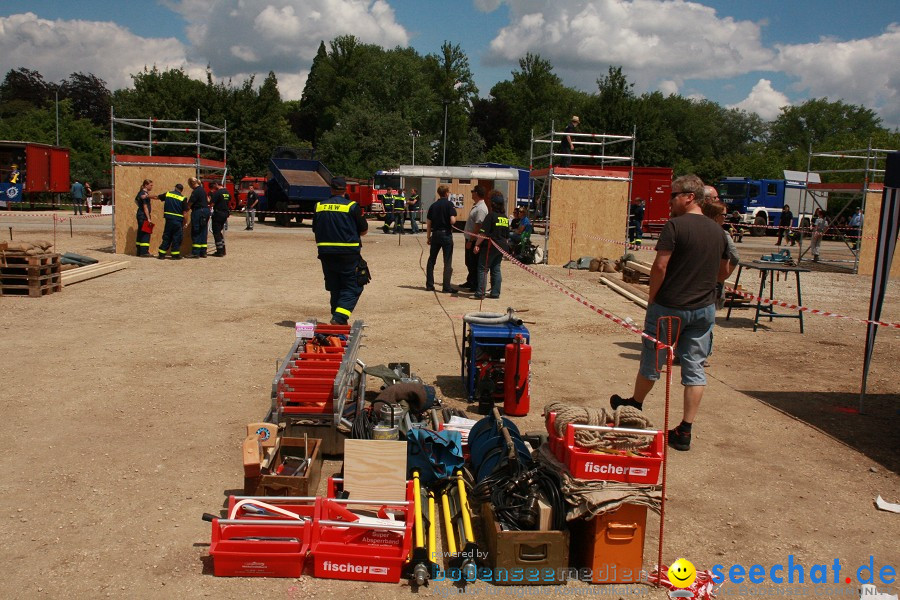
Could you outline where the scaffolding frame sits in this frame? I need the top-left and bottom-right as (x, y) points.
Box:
(799, 141), (894, 273)
(109, 108), (228, 243)
(529, 122), (636, 263)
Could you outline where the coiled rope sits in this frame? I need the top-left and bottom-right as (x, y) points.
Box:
(544, 402), (655, 451)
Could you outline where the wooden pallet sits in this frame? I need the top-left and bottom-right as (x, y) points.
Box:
(0, 252), (62, 298)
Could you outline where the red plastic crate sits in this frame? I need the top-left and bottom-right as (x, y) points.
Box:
(311, 480), (414, 583)
(210, 496), (317, 577)
(545, 412), (663, 484)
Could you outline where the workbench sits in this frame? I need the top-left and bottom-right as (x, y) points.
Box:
(726, 261), (810, 332)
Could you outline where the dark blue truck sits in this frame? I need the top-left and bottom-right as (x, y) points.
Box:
(257, 147), (333, 226)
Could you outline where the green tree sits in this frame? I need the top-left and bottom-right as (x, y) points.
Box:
(0, 68), (56, 117)
(769, 98), (882, 154)
(424, 42), (479, 165)
(59, 72), (112, 126)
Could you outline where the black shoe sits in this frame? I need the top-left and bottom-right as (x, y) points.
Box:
(610, 394), (643, 411)
(171, 255), (182, 260)
(441, 288), (453, 293)
(157, 254), (166, 260)
(471, 294), (485, 300)
(489, 294), (500, 299)
(138, 254), (152, 258)
(244, 227), (251, 230)
(425, 286), (436, 291)
(668, 427), (691, 451)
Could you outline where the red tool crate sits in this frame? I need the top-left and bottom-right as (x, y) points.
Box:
(545, 412), (663, 484)
(210, 496), (317, 577)
(311, 479), (414, 583)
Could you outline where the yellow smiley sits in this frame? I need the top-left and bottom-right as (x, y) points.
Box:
(668, 558), (697, 588)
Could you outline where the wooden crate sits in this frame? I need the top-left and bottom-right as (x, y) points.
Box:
(0, 252), (62, 298)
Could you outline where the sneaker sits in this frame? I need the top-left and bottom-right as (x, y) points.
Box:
(668, 427), (691, 451)
(610, 394), (643, 411)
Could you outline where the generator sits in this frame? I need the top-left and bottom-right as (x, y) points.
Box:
(461, 313), (531, 416)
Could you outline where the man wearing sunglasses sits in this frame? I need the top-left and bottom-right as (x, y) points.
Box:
(611, 175), (731, 451)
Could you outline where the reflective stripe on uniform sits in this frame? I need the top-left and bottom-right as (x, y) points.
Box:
(192, 244), (206, 248)
(335, 307), (352, 317)
(316, 242), (361, 247)
(136, 242), (150, 247)
(497, 216), (510, 227)
(316, 202), (354, 213)
(164, 212), (184, 219)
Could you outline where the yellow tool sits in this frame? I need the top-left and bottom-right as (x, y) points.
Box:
(441, 470), (482, 583)
(406, 470), (438, 587)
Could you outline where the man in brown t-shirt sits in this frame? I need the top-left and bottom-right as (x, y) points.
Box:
(611, 175), (730, 451)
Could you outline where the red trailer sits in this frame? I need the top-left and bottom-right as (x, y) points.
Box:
(602, 166), (673, 234)
(0, 141), (71, 205)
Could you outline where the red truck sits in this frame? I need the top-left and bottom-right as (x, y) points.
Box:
(0, 140), (70, 206)
(603, 165), (673, 234)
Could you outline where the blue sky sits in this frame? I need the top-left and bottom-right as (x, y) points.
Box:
(1, 0), (898, 126)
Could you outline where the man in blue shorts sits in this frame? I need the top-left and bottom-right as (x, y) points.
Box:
(610, 175), (730, 451)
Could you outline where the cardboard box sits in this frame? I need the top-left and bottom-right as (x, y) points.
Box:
(243, 437), (322, 496)
(480, 502), (569, 586)
(570, 503), (647, 584)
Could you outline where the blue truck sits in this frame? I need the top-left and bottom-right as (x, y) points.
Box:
(717, 171), (826, 236)
(256, 147), (333, 226)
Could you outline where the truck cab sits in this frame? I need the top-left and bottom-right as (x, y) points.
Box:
(717, 175), (819, 236)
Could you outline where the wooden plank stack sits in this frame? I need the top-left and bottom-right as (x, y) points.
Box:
(1, 249), (62, 298)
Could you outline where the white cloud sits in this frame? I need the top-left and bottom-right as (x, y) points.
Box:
(485, 0), (775, 90)
(774, 23), (900, 127)
(0, 12), (197, 91)
(658, 79), (679, 96)
(0, 2), (409, 102)
(730, 78), (790, 120)
(167, 0), (409, 96)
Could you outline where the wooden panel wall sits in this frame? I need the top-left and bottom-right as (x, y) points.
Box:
(857, 189), (900, 276)
(114, 165), (196, 255)
(547, 177), (629, 266)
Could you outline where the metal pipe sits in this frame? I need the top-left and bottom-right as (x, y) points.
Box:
(413, 471), (424, 550)
(456, 471), (474, 543)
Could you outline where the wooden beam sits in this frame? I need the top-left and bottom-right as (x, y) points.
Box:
(600, 274), (648, 308)
(60, 261), (128, 285)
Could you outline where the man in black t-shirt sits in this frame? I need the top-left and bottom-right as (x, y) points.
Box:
(610, 175), (730, 452)
(425, 185), (457, 293)
(559, 115), (579, 167)
(472, 192), (510, 299)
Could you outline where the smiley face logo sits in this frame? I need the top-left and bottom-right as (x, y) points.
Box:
(668, 558), (697, 588)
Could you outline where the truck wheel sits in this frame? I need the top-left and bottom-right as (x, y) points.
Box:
(275, 202), (289, 226)
(752, 214), (767, 236)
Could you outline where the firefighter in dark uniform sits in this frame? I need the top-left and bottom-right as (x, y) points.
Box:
(472, 192), (510, 299)
(186, 177), (210, 258)
(156, 183), (187, 259)
(382, 190), (394, 233)
(313, 177), (368, 325)
(135, 178), (154, 256)
(393, 190), (406, 234)
(407, 189), (420, 234)
(209, 181), (231, 256)
(628, 197), (645, 246)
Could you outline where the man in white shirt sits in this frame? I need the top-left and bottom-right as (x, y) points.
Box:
(460, 185), (489, 291)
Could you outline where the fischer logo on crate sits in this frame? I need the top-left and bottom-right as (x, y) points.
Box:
(584, 463), (650, 477)
(322, 561), (389, 576)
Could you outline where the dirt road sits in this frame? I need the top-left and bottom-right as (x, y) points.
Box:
(1, 213), (897, 599)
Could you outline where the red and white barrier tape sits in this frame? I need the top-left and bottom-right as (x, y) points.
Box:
(454, 225), (672, 348)
(0, 212), (111, 220)
(726, 286), (900, 329)
(643, 218), (875, 239)
(576, 231), (656, 252)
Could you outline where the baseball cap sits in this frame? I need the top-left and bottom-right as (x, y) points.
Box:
(331, 176), (346, 190)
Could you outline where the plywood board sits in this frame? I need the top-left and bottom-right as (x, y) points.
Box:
(857, 190), (900, 276)
(342, 439), (407, 501)
(113, 164), (197, 255)
(547, 177), (629, 266)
